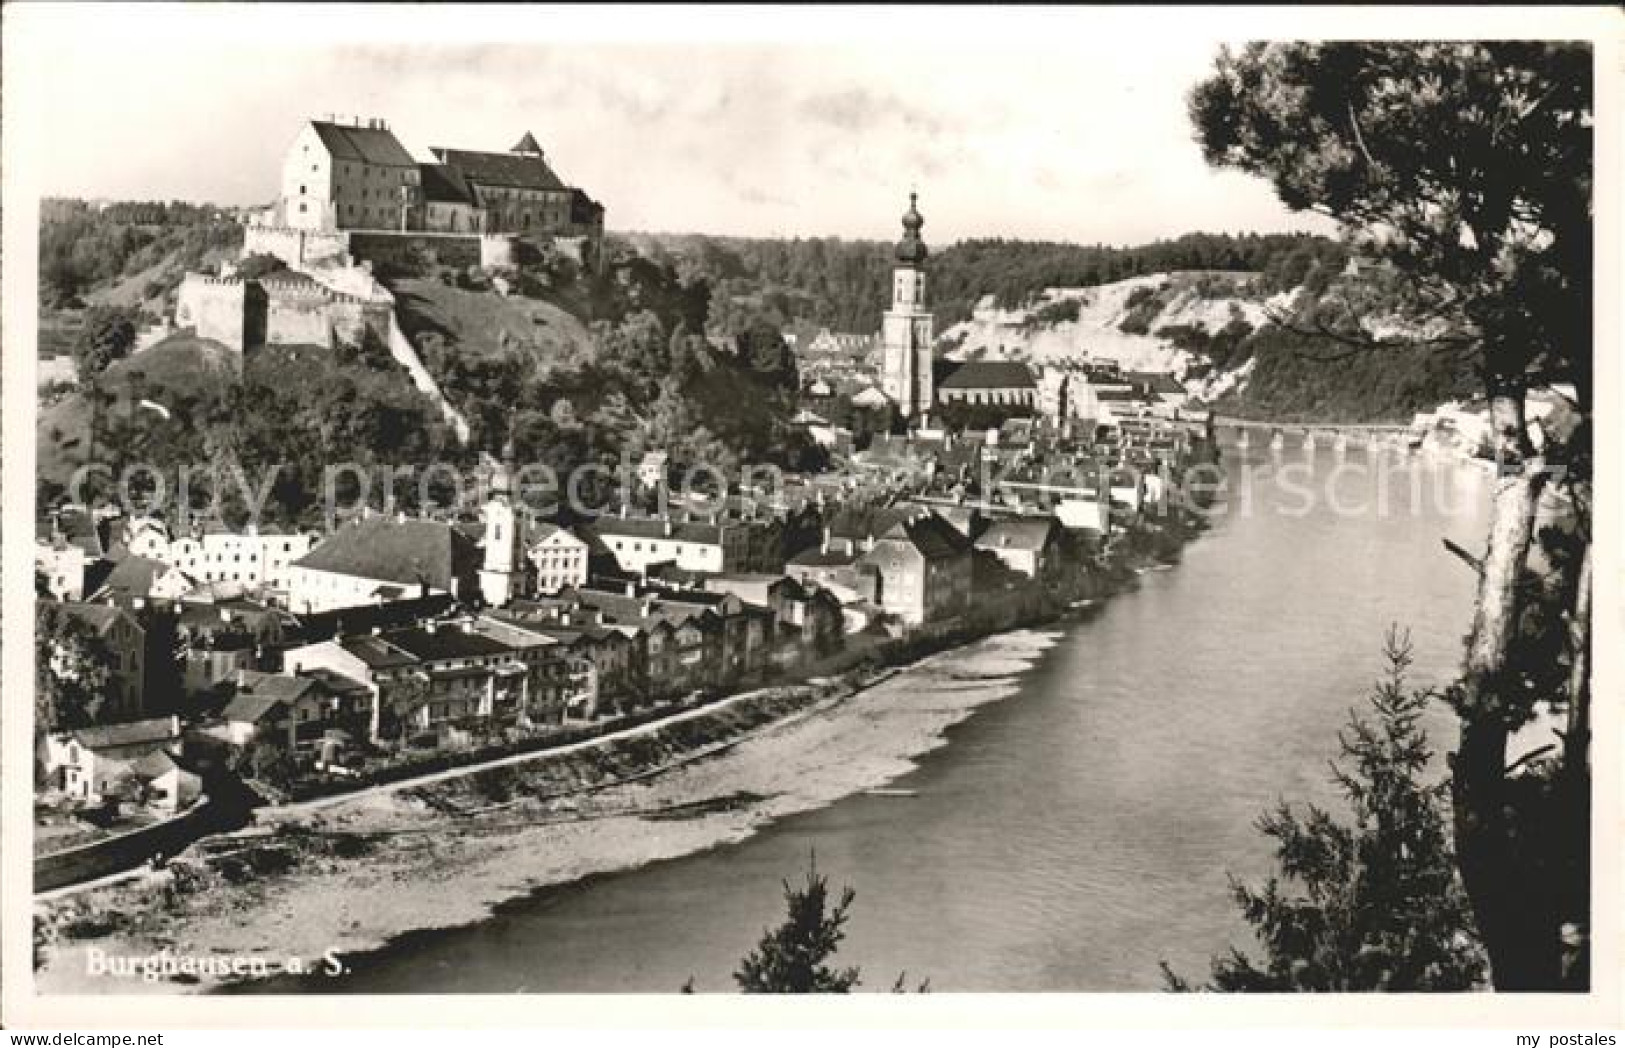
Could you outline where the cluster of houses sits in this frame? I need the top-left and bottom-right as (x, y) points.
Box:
(793, 354), (1196, 454)
(35, 393), (1209, 820)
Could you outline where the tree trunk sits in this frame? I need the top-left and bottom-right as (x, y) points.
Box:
(1451, 388), (1558, 989)
(1558, 538), (1592, 989)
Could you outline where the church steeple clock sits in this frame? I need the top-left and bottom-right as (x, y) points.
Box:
(880, 192), (936, 425)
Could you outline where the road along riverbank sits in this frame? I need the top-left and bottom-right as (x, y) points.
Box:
(33, 630), (1063, 994)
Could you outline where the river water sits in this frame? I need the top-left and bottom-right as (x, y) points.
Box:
(253, 439), (1491, 993)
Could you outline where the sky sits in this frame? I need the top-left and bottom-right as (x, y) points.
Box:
(11, 5), (1347, 246)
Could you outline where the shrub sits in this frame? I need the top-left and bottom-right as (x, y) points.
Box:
(1031, 298), (1082, 326)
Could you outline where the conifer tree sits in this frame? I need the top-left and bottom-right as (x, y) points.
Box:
(1164, 631), (1487, 991)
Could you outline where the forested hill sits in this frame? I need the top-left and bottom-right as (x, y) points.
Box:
(625, 230), (1347, 335)
(628, 229), (1478, 423)
(39, 199), (246, 316)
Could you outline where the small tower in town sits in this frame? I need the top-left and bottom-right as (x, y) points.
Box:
(479, 443), (523, 607)
(880, 192), (936, 425)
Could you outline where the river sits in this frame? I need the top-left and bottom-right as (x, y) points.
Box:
(247, 439), (1491, 993)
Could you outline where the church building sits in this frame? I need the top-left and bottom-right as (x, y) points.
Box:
(876, 193), (1037, 428)
(880, 193), (936, 424)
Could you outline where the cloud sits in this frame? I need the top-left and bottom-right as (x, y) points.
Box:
(798, 87), (946, 138)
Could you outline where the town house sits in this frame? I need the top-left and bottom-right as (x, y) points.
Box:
(592, 511), (768, 578)
(858, 510), (975, 626)
(527, 523), (590, 594)
(974, 517), (1064, 583)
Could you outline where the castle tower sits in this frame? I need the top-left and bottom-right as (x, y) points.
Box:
(511, 131), (544, 158)
(479, 444), (523, 607)
(880, 192), (935, 424)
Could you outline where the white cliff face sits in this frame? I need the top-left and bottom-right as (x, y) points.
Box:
(939, 270), (1272, 384)
(1188, 355), (1256, 404)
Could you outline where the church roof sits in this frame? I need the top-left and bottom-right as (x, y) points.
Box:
(432, 147), (566, 192)
(292, 519), (479, 592)
(937, 361), (1037, 390)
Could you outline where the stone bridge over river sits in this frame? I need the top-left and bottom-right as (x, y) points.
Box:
(1214, 416), (1413, 452)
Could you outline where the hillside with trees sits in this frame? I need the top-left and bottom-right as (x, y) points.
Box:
(385, 245), (825, 481)
(39, 199), (244, 316)
(38, 330), (465, 528)
(631, 229), (1347, 336)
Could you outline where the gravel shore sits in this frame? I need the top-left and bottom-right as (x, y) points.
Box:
(34, 628), (1060, 995)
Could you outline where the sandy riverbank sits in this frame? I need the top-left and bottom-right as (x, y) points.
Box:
(34, 629), (1061, 995)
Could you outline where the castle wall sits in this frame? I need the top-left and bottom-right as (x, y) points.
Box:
(480, 235), (516, 269)
(258, 274), (394, 350)
(328, 301), (394, 349)
(175, 275), (247, 352)
(348, 231), (484, 271)
(265, 295), (333, 348)
(243, 225), (351, 270)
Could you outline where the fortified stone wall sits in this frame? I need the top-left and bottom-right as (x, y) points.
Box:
(265, 295), (333, 348)
(260, 276), (393, 350)
(175, 274), (248, 352)
(329, 300), (394, 349)
(348, 231), (483, 272)
(243, 225), (351, 270)
(480, 235), (516, 269)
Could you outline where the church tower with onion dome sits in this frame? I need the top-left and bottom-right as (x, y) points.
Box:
(880, 192), (936, 424)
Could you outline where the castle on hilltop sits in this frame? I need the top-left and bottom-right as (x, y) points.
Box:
(268, 116), (604, 242)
